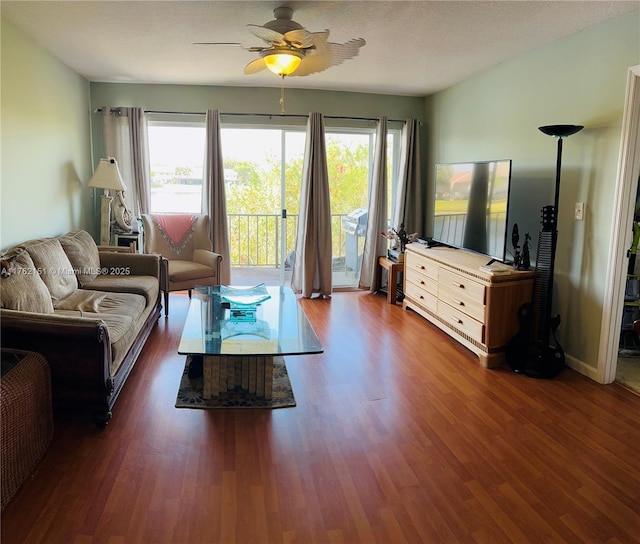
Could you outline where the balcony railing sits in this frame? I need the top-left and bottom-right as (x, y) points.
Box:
(228, 213), (352, 270)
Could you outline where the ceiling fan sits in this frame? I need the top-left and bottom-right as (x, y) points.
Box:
(194, 6), (366, 78)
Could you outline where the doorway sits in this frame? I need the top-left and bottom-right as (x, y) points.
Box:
(615, 177), (640, 392)
(599, 65), (640, 386)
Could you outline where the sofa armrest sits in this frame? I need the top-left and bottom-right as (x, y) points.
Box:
(98, 251), (161, 279)
(0, 309), (111, 397)
(0, 309), (108, 339)
(193, 249), (223, 282)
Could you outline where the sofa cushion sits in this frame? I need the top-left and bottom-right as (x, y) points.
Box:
(82, 275), (159, 306)
(0, 251), (54, 313)
(168, 260), (215, 283)
(55, 289), (146, 321)
(26, 238), (78, 304)
(59, 230), (101, 286)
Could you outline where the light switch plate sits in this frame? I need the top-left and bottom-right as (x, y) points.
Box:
(575, 202), (584, 221)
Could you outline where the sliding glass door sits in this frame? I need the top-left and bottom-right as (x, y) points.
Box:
(147, 118), (401, 289)
(221, 127), (306, 286)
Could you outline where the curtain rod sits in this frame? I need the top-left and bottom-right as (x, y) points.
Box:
(95, 108), (408, 124)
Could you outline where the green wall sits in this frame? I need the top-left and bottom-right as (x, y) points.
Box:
(89, 83), (428, 234)
(1, 19), (92, 249)
(428, 14), (640, 372)
(88, 83), (428, 229)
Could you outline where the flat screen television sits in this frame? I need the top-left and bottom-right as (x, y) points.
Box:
(432, 159), (513, 263)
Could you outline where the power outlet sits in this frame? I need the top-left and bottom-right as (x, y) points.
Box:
(575, 202), (585, 221)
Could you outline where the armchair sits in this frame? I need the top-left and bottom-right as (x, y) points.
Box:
(141, 213), (223, 315)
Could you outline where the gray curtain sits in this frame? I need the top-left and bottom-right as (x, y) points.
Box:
(393, 118), (422, 238)
(359, 117), (388, 291)
(291, 112), (333, 298)
(203, 109), (231, 285)
(391, 119), (425, 235)
(101, 107), (151, 218)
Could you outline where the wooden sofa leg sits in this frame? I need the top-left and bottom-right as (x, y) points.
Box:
(164, 291), (169, 317)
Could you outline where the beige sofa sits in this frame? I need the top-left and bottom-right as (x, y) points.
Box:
(0, 230), (162, 427)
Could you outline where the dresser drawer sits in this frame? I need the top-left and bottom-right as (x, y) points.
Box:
(406, 251), (438, 282)
(438, 268), (486, 303)
(405, 281), (437, 312)
(438, 285), (485, 322)
(406, 273), (437, 297)
(438, 300), (484, 343)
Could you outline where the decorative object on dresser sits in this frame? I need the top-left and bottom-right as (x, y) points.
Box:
(511, 223), (532, 271)
(403, 243), (534, 368)
(505, 124), (583, 379)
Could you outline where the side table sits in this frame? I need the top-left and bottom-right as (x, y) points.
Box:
(377, 256), (404, 304)
(112, 232), (143, 253)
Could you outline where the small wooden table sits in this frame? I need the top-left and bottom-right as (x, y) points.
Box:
(378, 256), (404, 304)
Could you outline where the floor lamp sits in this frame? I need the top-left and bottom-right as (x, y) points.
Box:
(507, 124), (584, 378)
(88, 157), (127, 246)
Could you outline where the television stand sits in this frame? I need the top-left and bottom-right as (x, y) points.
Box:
(403, 243), (534, 367)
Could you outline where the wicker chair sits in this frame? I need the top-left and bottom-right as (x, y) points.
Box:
(141, 213), (223, 316)
(1, 349), (53, 510)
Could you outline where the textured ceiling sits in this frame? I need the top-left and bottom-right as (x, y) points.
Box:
(2, 0), (638, 96)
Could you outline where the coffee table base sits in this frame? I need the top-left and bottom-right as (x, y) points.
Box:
(202, 356), (274, 400)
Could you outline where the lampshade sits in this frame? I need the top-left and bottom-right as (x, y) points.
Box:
(538, 125), (584, 138)
(88, 157), (127, 191)
(262, 47), (304, 76)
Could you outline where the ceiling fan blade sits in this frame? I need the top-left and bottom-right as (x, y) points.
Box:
(247, 24), (286, 46)
(193, 42), (244, 47)
(283, 29), (313, 49)
(244, 58), (267, 75)
(291, 34), (366, 77)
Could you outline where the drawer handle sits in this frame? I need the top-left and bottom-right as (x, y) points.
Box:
(452, 282), (465, 289)
(420, 280), (426, 285)
(451, 317), (463, 325)
(452, 299), (465, 307)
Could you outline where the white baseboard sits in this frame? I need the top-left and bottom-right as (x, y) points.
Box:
(565, 354), (604, 383)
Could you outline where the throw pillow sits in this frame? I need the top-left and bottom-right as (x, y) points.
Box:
(26, 238), (78, 304)
(0, 250), (54, 313)
(59, 230), (101, 286)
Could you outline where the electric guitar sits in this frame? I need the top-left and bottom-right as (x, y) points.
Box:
(505, 205), (565, 378)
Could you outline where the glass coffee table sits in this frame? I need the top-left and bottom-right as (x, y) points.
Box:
(178, 285), (323, 400)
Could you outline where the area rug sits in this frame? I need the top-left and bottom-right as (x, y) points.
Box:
(175, 356), (296, 409)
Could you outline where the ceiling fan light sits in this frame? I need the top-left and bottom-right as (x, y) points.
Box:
(262, 49), (303, 76)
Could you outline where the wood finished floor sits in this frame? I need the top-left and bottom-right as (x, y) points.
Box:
(2, 291), (640, 544)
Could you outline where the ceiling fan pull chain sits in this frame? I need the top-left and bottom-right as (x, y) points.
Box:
(280, 76), (286, 114)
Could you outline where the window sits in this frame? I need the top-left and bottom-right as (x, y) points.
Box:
(147, 122), (206, 213)
(146, 118), (401, 288)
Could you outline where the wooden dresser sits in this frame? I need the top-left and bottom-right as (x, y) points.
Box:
(403, 243), (534, 368)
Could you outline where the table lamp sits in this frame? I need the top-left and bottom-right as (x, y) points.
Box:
(88, 157), (127, 245)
